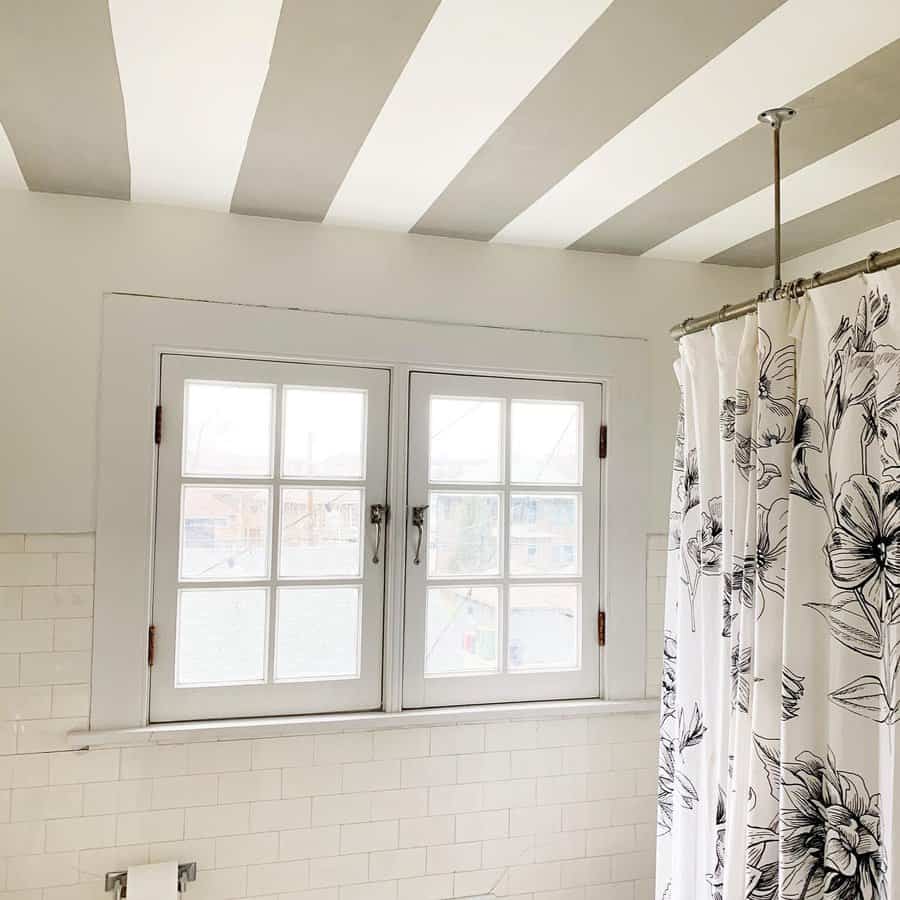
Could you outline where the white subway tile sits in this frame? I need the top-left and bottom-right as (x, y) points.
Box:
(185, 803), (250, 838)
(340, 820), (398, 854)
(453, 867), (505, 898)
(187, 741), (251, 774)
(340, 881), (397, 900)
(22, 587), (92, 619)
(400, 756), (456, 788)
(4, 754), (49, 789)
(537, 719), (587, 748)
(427, 783), (482, 816)
(116, 809), (184, 845)
(535, 831), (586, 863)
(77, 844), (150, 881)
(0, 686), (51, 720)
(511, 749), (563, 779)
(50, 684), (90, 718)
(11, 785), (82, 821)
(6, 852), (80, 890)
(251, 736), (314, 770)
(121, 745), (188, 780)
(562, 802), (611, 832)
(456, 752), (510, 784)
(214, 831), (279, 866)
(609, 796), (655, 827)
(219, 769), (282, 803)
(0, 554), (56, 587)
(610, 850), (654, 881)
(341, 760), (400, 793)
(429, 724), (484, 756)
(455, 810), (508, 842)
(49, 749), (119, 785)
(52, 619), (92, 652)
(279, 825), (340, 861)
(149, 837), (215, 869)
(396, 873), (451, 900)
(0, 653), (18, 687)
(510, 805), (561, 837)
(373, 728), (428, 760)
(314, 733), (373, 764)
(482, 835), (534, 869)
(0, 620), (53, 653)
(586, 826), (635, 857)
(152, 774), (218, 809)
(537, 775), (588, 806)
(19, 651), (90, 685)
(247, 859), (310, 895)
(0, 821), (45, 856)
(284, 764), (342, 798)
(502, 861), (561, 895)
(309, 853), (368, 888)
(0, 535), (26, 553)
(83, 780), (152, 816)
(311, 793), (371, 827)
(17, 717), (86, 754)
(426, 841), (481, 874)
(55, 554), (94, 586)
(0, 587), (22, 619)
(45, 815), (116, 852)
(397, 815), (454, 849)
(25, 535), (94, 555)
(482, 778), (535, 811)
(369, 848), (425, 881)
(370, 788), (427, 822)
(610, 742), (658, 771)
(485, 721), (538, 752)
(587, 771), (636, 801)
(250, 797), (311, 833)
(560, 856), (611, 889)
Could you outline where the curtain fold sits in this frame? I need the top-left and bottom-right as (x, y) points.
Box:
(657, 269), (900, 900)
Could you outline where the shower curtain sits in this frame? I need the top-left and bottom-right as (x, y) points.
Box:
(657, 268), (900, 900)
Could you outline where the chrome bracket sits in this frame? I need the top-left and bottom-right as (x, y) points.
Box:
(105, 862), (197, 897)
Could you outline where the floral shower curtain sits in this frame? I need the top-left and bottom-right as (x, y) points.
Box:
(657, 267), (900, 900)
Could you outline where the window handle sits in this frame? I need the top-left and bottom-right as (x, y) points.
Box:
(412, 505), (429, 566)
(370, 504), (387, 564)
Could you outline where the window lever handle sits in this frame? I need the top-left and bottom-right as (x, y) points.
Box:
(412, 505), (429, 566)
(370, 504), (387, 564)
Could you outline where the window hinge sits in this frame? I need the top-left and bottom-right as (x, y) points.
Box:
(597, 610), (606, 647)
(148, 625), (156, 667)
(598, 425), (607, 459)
(154, 405), (162, 444)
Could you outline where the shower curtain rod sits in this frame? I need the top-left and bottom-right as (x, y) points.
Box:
(669, 105), (900, 340)
(669, 244), (900, 340)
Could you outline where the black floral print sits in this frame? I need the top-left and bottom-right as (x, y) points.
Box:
(782, 666), (805, 722)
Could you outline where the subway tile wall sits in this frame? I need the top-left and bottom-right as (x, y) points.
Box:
(0, 535), (665, 899)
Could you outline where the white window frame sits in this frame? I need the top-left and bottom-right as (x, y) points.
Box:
(91, 293), (649, 732)
(403, 372), (603, 708)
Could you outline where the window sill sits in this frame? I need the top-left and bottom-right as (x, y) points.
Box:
(69, 697), (659, 748)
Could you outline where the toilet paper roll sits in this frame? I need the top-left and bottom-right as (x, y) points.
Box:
(125, 861), (179, 900)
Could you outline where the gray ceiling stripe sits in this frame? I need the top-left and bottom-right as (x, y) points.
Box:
(0, 0), (129, 199)
(411, 0), (783, 243)
(573, 39), (900, 255)
(231, 0), (439, 222)
(707, 174), (900, 268)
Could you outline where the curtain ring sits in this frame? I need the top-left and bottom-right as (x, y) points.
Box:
(717, 304), (730, 323)
(866, 250), (880, 274)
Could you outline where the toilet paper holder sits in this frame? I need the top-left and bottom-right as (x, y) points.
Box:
(105, 862), (197, 897)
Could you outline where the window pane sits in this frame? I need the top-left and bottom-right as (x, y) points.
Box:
(283, 387), (366, 479)
(509, 494), (580, 576)
(275, 587), (360, 680)
(176, 588), (267, 686)
(428, 492), (501, 577)
(180, 486), (270, 581)
(279, 488), (363, 578)
(511, 401), (580, 484)
(429, 397), (503, 483)
(508, 584), (579, 671)
(425, 586), (498, 676)
(183, 381), (273, 477)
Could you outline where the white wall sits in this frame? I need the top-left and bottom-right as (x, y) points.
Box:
(0, 191), (762, 535)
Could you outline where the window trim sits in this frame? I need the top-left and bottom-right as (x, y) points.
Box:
(92, 292), (650, 731)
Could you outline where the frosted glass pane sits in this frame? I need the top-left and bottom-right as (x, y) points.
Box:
(275, 587), (360, 680)
(508, 584), (579, 671)
(180, 486), (270, 580)
(509, 494), (579, 576)
(183, 381), (273, 477)
(428, 492), (501, 577)
(511, 401), (580, 484)
(425, 586), (498, 675)
(279, 488), (362, 577)
(176, 588), (267, 686)
(429, 397), (503, 483)
(283, 387), (366, 478)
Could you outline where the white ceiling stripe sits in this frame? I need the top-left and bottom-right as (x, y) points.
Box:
(109, 0), (282, 211)
(324, 0), (613, 232)
(646, 118), (900, 262)
(0, 121), (26, 190)
(494, 0), (900, 249)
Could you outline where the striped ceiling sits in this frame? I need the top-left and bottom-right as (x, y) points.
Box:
(2, 0), (899, 267)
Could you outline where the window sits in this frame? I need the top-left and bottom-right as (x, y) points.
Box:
(150, 355), (389, 721)
(92, 295), (648, 731)
(403, 373), (602, 707)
